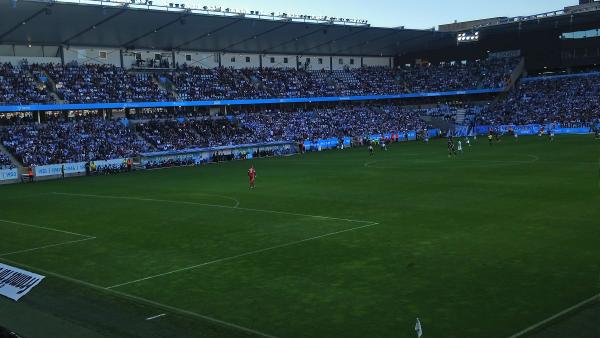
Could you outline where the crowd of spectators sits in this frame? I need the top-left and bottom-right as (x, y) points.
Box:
(234, 104), (428, 143)
(0, 118), (151, 166)
(394, 58), (517, 93)
(1, 57), (518, 105)
(45, 63), (172, 103)
(0, 102), (429, 165)
(171, 58), (518, 100)
(135, 118), (259, 151)
(0, 152), (14, 169)
(170, 66), (260, 101)
(476, 75), (600, 125)
(131, 104), (430, 152)
(0, 63), (51, 105)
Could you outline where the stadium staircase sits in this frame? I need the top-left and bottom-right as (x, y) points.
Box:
(128, 122), (158, 152)
(480, 57), (526, 114)
(0, 143), (24, 172)
(34, 69), (64, 103)
(152, 73), (179, 100)
(454, 109), (467, 125)
(456, 58), (526, 126)
(507, 57), (526, 91)
(238, 71), (263, 93)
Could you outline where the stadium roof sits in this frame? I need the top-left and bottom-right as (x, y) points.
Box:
(0, 0), (454, 57)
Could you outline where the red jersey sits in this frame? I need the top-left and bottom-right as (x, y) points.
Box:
(248, 168), (256, 180)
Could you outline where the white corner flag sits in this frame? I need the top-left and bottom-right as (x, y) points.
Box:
(415, 318), (423, 338)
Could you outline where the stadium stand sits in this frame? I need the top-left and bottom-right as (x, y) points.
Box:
(2, 67), (600, 167)
(0, 62), (51, 105)
(0, 118), (151, 166)
(235, 104), (428, 142)
(135, 118), (259, 151)
(170, 58), (518, 100)
(0, 102), (430, 165)
(1, 57), (518, 105)
(476, 74), (600, 125)
(0, 152), (14, 169)
(44, 63), (172, 103)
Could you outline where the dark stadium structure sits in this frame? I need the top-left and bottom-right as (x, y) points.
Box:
(2, 0), (600, 68)
(0, 0), (449, 56)
(0, 1), (600, 338)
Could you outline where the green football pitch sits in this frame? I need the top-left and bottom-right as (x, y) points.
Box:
(0, 135), (599, 338)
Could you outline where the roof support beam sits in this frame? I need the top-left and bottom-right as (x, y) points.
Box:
(221, 22), (290, 53)
(62, 4), (129, 46)
(0, 3), (54, 42)
(260, 25), (330, 54)
(174, 18), (244, 50)
(121, 10), (192, 49)
(299, 27), (372, 56)
(367, 32), (451, 57)
(335, 30), (402, 55)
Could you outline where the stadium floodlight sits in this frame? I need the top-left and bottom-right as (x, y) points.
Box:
(457, 31), (479, 44)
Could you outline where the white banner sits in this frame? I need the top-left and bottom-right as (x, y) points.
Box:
(34, 162), (86, 177)
(0, 168), (18, 181)
(0, 263), (45, 301)
(93, 158), (128, 169)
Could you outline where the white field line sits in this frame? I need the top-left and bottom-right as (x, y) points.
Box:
(107, 222), (378, 289)
(0, 219), (95, 238)
(189, 192), (240, 208)
(0, 237), (96, 257)
(0, 258), (278, 338)
(145, 313), (166, 321)
(507, 293), (600, 338)
(51, 192), (374, 224)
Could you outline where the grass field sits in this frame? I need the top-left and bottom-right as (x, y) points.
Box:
(1, 135), (599, 338)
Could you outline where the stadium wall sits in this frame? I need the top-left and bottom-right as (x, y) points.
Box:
(174, 51), (219, 68)
(62, 47), (121, 66)
(363, 57), (393, 68)
(221, 53), (262, 68)
(0, 44), (60, 65)
(0, 44), (392, 70)
(0, 55), (61, 65)
(263, 54), (299, 69)
(331, 56), (362, 70)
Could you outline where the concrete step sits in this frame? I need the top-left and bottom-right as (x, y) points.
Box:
(0, 142), (24, 171)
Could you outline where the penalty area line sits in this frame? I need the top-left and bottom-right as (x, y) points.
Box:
(0, 257), (279, 338)
(0, 219), (95, 238)
(107, 221), (378, 289)
(0, 237), (97, 257)
(51, 192), (374, 224)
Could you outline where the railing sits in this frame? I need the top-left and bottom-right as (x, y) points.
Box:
(34, 0), (370, 26)
(521, 71), (600, 82)
(471, 4), (600, 30)
(0, 88), (507, 112)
